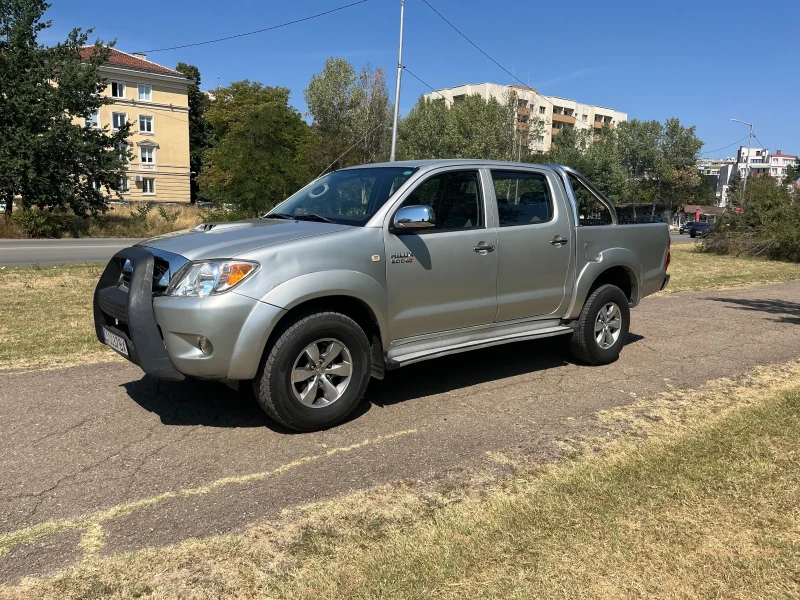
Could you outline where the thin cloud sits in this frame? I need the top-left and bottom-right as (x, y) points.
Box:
(534, 68), (593, 88)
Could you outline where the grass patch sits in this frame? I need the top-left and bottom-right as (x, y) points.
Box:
(664, 242), (800, 293)
(4, 363), (800, 599)
(1, 203), (204, 239)
(0, 264), (119, 369)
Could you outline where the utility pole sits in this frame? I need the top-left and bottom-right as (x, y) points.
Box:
(731, 118), (754, 198)
(389, 0), (405, 162)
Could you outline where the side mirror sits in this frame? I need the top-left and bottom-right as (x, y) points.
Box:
(393, 205), (436, 231)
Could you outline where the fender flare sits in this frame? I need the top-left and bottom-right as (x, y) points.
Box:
(260, 270), (389, 341)
(565, 248), (642, 320)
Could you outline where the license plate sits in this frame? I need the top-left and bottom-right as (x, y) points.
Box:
(102, 327), (129, 356)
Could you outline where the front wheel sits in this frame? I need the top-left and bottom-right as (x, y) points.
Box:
(569, 284), (630, 365)
(253, 311), (372, 431)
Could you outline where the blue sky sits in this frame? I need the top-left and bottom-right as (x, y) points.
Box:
(46, 0), (799, 157)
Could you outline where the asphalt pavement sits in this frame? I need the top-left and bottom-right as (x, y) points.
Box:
(0, 238), (142, 266)
(2, 280), (800, 582)
(0, 234), (694, 267)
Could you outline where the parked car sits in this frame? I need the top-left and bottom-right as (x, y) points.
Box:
(94, 161), (671, 431)
(689, 222), (713, 238)
(679, 220), (696, 234)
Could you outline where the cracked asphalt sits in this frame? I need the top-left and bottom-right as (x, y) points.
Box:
(2, 281), (800, 583)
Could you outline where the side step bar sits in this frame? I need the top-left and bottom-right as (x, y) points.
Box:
(387, 325), (574, 369)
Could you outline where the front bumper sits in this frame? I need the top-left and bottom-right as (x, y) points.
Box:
(94, 247), (185, 380)
(94, 247), (286, 381)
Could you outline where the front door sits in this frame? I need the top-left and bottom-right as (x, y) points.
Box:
(489, 169), (571, 321)
(385, 169), (498, 341)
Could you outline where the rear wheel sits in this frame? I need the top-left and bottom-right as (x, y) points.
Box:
(569, 284), (630, 365)
(253, 311), (371, 431)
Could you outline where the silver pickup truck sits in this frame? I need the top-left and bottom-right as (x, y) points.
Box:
(94, 160), (670, 431)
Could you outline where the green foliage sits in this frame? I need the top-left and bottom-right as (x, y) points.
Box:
(175, 62), (211, 202)
(704, 175), (800, 261)
(129, 201), (155, 227)
(304, 57), (393, 172)
(11, 208), (64, 238)
(397, 93), (533, 162)
(157, 205), (179, 224)
(198, 81), (313, 217)
(0, 0), (130, 216)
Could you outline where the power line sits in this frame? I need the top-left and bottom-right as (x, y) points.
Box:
(402, 65), (451, 105)
(418, 0), (592, 129)
(138, 0), (372, 53)
(699, 136), (749, 156)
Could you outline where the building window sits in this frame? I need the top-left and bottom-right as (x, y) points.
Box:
(138, 115), (153, 133)
(112, 112), (127, 130)
(140, 146), (155, 164)
(138, 84), (152, 102)
(111, 82), (126, 98)
(120, 177), (130, 193)
(539, 106), (546, 114)
(537, 136), (544, 143)
(581, 114), (588, 122)
(85, 110), (99, 128)
(142, 177), (155, 195)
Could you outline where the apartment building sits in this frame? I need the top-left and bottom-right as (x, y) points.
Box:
(713, 146), (799, 205)
(78, 48), (193, 203)
(423, 82), (627, 152)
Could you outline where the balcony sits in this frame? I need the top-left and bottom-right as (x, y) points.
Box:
(552, 113), (576, 125)
(516, 106), (531, 117)
(593, 120), (614, 129)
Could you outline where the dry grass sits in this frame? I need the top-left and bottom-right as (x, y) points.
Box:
(0, 203), (204, 239)
(4, 362), (800, 600)
(0, 264), (119, 369)
(664, 242), (800, 293)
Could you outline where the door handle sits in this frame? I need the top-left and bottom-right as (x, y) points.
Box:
(473, 242), (496, 254)
(550, 236), (568, 247)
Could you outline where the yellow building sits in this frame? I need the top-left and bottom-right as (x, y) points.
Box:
(79, 48), (193, 203)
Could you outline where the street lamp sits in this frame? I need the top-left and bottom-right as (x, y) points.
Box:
(731, 118), (754, 197)
(389, 0), (405, 162)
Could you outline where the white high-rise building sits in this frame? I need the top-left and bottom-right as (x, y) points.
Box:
(423, 82), (627, 153)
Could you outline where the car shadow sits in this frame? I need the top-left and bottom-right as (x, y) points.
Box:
(122, 331), (646, 431)
(707, 297), (800, 325)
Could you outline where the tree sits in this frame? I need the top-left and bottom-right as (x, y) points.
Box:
(303, 57), (392, 173)
(198, 81), (313, 216)
(0, 0), (130, 216)
(653, 118), (703, 216)
(615, 120), (663, 219)
(175, 62), (211, 203)
(398, 91), (531, 162)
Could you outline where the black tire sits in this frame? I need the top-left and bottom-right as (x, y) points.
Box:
(569, 284), (630, 365)
(690, 232), (696, 238)
(253, 311), (371, 432)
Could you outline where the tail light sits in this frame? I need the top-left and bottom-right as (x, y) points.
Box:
(665, 237), (671, 271)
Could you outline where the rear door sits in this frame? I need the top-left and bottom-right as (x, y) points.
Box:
(384, 168), (498, 340)
(490, 168), (572, 321)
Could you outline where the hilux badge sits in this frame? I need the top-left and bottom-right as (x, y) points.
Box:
(390, 252), (414, 264)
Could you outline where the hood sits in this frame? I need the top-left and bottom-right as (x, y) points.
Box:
(137, 218), (351, 261)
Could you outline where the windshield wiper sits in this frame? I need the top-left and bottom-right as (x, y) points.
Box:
(291, 213), (336, 224)
(265, 212), (335, 224)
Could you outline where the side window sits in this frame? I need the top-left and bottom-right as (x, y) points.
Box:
(491, 170), (553, 226)
(567, 174), (614, 226)
(399, 171), (483, 231)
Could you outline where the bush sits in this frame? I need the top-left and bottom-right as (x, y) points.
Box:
(703, 176), (800, 262)
(11, 209), (64, 238)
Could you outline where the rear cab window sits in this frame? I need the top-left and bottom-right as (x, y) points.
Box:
(490, 170), (554, 226)
(567, 173), (615, 226)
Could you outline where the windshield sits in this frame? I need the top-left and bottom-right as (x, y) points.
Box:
(268, 167), (418, 226)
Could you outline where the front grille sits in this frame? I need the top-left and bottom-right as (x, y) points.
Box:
(119, 257), (171, 293)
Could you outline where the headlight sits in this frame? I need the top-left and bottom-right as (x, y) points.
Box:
(166, 260), (259, 297)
